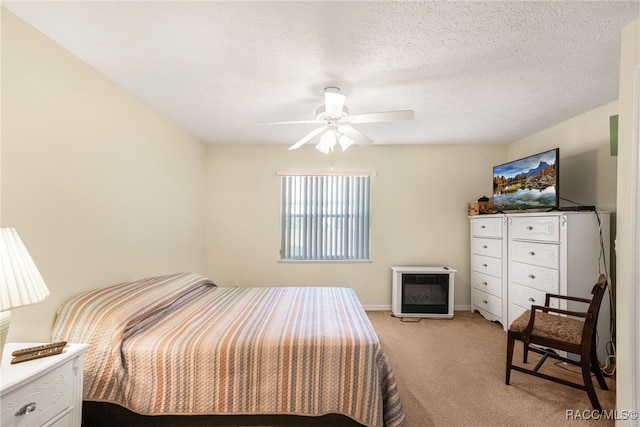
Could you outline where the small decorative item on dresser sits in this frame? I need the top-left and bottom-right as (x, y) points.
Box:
(11, 341), (67, 364)
(468, 196), (494, 215)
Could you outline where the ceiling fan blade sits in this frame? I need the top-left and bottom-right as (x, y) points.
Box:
(338, 125), (373, 147)
(348, 110), (415, 124)
(288, 126), (328, 150)
(258, 119), (323, 125)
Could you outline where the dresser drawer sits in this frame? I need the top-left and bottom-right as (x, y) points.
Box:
(471, 254), (503, 278)
(472, 289), (502, 317)
(510, 262), (559, 293)
(471, 217), (503, 238)
(509, 216), (560, 242)
(1, 360), (73, 427)
(471, 271), (502, 298)
(511, 282), (555, 310)
(49, 409), (72, 427)
(471, 237), (502, 258)
(510, 240), (559, 269)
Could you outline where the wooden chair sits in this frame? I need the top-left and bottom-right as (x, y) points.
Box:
(505, 274), (609, 411)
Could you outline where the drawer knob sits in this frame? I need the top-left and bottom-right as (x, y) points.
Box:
(528, 274), (536, 279)
(527, 226), (534, 230)
(482, 245), (488, 249)
(528, 297), (536, 302)
(15, 402), (36, 417)
(483, 300), (488, 304)
(481, 225), (486, 229)
(482, 263), (488, 268)
(482, 281), (488, 286)
(528, 251), (536, 256)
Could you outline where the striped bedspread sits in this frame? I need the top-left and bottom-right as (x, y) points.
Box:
(51, 273), (406, 427)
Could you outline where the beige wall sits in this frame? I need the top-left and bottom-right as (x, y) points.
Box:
(0, 10), (207, 342)
(205, 144), (506, 308)
(204, 100), (620, 311)
(509, 101), (618, 211)
(615, 17), (639, 421)
(0, 9), (3, 226)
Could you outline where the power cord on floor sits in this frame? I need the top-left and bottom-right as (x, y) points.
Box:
(551, 360), (601, 377)
(601, 341), (616, 377)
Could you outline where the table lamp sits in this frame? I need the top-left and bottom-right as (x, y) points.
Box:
(0, 227), (50, 357)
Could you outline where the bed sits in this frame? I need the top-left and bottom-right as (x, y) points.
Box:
(51, 273), (406, 427)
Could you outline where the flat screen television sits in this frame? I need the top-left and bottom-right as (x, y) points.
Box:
(492, 148), (559, 211)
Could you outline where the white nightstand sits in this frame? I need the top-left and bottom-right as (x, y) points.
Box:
(0, 343), (88, 427)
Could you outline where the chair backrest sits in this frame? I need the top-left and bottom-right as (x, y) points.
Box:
(583, 274), (608, 342)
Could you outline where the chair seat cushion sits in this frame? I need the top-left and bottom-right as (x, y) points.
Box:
(509, 310), (584, 345)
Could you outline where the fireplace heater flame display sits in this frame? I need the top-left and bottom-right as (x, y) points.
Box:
(401, 274), (449, 314)
(403, 283), (447, 306)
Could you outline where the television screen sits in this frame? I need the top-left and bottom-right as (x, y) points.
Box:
(492, 148), (559, 211)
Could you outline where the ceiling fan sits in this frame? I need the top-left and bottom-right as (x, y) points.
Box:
(264, 87), (414, 153)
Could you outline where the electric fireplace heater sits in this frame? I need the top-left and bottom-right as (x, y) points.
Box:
(391, 266), (456, 319)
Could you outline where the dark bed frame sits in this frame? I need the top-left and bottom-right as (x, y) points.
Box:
(82, 401), (366, 427)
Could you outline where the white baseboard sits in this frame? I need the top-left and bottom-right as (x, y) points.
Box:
(364, 304), (472, 312)
(363, 305), (391, 311)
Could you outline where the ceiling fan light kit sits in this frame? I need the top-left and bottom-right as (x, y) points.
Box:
(316, 129), (338, 154)
(269, 87), (414, 153)
(314, 126), (357, 154)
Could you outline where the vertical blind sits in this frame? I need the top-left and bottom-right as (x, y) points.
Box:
(280, 174), (371, 260)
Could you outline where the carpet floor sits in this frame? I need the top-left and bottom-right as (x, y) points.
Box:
(367, 310), (616, 427)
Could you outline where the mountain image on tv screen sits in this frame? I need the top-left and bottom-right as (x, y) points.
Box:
(493, 149), (558, 210)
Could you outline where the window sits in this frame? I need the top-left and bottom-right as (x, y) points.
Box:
(280, 173), (371, 261)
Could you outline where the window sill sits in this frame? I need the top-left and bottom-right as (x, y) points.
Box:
(278, 259), (372, 264)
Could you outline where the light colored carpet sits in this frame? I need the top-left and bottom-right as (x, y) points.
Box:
(366, 310), (616, 427)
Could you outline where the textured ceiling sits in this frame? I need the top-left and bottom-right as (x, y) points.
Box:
(3, 1), (639, 146)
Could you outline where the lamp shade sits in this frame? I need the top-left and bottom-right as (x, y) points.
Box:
(0, 227), (50, 311)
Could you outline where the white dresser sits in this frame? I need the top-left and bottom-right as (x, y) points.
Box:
(470, 211), (611, 361)
(0, 343), (88, 427)
(470, 216), (508, 326)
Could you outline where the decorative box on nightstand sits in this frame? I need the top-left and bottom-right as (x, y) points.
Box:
(0, 342), (88, 427)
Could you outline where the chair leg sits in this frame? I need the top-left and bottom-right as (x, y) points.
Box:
(523, 342), (529, 363)
(581, 360), (602, 412)
(590, 345), (609, 390)
(533, 352), (549, 372)
(506, 331), (515, 385)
